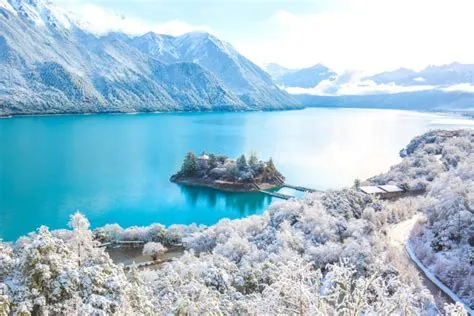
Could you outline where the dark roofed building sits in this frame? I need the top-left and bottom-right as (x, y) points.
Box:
(360, 185), (405, 199)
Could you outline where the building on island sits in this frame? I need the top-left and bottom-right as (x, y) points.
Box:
(197, 154), (210, 169)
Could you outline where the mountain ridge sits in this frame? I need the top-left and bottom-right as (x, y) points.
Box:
(367, 62), (474, 86)
(264, 63), (337, 89)
(0, 0), (300, 116)
(294, 90), (474, 112)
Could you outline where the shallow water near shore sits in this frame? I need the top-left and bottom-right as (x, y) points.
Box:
(0, 108), (472, 240)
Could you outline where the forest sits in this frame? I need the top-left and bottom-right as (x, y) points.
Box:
(0, 130), (472, 315)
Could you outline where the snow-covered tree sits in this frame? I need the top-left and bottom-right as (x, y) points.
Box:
(208, 153), (218, 169)
(248, 151), (259, 170)
(69, 211), (96, 266)
(2, 224), (154, 314)
(143, 242), (167, 260)
(236, 154), (248, 170)
(444, 302), (468, 316)
(4, 130), (471, 314)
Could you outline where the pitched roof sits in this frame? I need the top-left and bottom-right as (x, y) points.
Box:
(360, 186), (385, 194)
(379, 185), (404, 193)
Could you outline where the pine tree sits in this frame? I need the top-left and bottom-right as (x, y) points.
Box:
(267, 158), (276, 171)
(354, 179), (361, 190)
(236, 154), (248, 170)
(248, 152), (258, 170)
(209, 153), (218, 169)
(181, 152), (197, 175)
(227, 164), (239, 180)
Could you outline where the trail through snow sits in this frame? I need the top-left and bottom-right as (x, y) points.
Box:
(386, 214), (457, 313)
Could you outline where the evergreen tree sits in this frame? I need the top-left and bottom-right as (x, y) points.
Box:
(209, 153), (218, 169)
(236, 154), (248, 170)
(267, 158), (276, 171)
(227, 164), (239, 180)
(248, 152), (258, 170)
(181, 152), (197, 175)
(354, 179), (361, 190)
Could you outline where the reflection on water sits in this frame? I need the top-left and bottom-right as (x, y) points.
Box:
(0, 108), (472, 240)
(179, 185), (271, 217)
(276, 187), (306, 199)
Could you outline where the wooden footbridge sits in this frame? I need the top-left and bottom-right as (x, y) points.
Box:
(253, 182), (320, 200)
(258, 190), (294, 200)
(281, 184), (320, 193)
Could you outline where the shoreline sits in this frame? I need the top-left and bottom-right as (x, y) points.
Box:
(1, 106), (472, 120)
(0, 106), (305, 119)
(171, 177), (281, 193)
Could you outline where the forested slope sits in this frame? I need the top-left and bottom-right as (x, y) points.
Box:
(1, 129), (472, 314)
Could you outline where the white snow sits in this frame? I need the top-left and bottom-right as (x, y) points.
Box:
(360, 185), (385, 194)
(407, 242), (473, 314)
(387, 214), (422, 249)
(0, 0), (16, 14)
(7, 0), (72, 28)
(379, 184), (404, 193)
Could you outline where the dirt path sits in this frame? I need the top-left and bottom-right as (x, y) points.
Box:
(386, 214), (454, 312)
(386, 214), (421, 249)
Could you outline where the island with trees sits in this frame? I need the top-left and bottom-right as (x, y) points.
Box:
(1, 130), (473, 314)
(170, 152), (285, 192)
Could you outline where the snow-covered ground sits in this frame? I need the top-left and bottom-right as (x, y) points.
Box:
(387, 214), (422, 249)
(407, 242), (473, 315)
(387, 214), (472, 314)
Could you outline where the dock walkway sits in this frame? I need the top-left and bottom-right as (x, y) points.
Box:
(253, 182), (318, 200)
(282, 184), (320, 193)
(258, 190), (293, 200)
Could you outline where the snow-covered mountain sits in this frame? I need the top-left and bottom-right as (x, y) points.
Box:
(129, 32), (297, 107)
(263, 63), (294, 79)
(0, 0), (299, 116)
(264, 63), (337, 89)
(295, 90), (474, 112)
(368, 63), (474, 86)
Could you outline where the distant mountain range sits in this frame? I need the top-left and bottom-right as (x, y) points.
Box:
(265, 62), (474, 89)
(265, 62), (474, 112)
(367, 63), (474, 86)
(1, 0), (473, 116)
(264, 63), (337, 88)
(0, 0), (300, 116)
(295, 90), (474, 112)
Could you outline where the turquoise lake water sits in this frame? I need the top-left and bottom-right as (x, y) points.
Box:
(1, 108), (473, 240)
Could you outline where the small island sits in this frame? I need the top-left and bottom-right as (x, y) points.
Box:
(170, 152), (285, 192)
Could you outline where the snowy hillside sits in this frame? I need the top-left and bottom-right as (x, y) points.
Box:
(276, 64), (337, 89)
(263, 63), (294, 79)
(129, 31), (298, 109)
(0, 0), (299, 116)
(368, 63), (474, 86)
(1, 129), (471, 314)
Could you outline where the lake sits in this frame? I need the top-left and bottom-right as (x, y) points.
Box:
(1, 108), (473, 240)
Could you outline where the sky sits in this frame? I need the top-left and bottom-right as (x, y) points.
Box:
(55, 0), (474, 73)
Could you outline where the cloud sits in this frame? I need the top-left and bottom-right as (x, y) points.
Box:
(285, 73), (474, 96)
(285, 72), (435, 96)
(62, 2), (212, 36)
(236, 0), (474, 72)
(440, 83), (474, 93)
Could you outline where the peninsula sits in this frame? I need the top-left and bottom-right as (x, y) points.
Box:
(170, 152), (285, 192)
